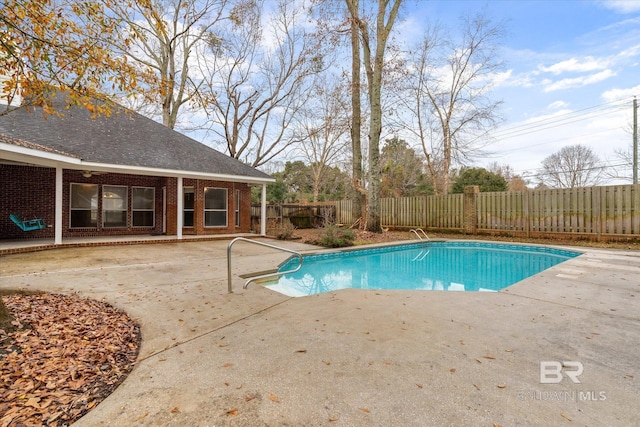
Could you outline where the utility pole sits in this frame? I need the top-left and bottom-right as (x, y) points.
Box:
(634, 96), (638, 184)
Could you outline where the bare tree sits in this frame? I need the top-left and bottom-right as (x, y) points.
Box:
(607, 119), (636, 182)
(198, 0), (322, 168)
(540, 144), (603, 188)
(401, 14), (504, 194)
(294, 77), (350, 202)
(346, 0), (403, 233)
(487, 161), (529, 191)
(107, 0), (230, 129)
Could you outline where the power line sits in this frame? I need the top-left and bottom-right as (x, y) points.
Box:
(490, 98), (631, 143)
(495, 125), (626, 155)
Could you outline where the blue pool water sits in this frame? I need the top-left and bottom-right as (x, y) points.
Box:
(265, 241), (581, 297)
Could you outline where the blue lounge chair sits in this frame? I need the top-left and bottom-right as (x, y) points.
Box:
(9, 214), (46, 231)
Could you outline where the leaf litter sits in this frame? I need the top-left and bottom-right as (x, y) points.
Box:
(1, 293), (140, 426)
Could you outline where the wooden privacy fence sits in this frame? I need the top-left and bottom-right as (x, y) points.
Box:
(333, 184), (640, 239)
(335, 195), (465, 231)
(251, 203), (336, 229)
(477, 185), (640, 236)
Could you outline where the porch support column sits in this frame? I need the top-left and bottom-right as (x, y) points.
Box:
(261, 183), (267, 236)
(54, 166), (63, 245)
(177, 176), (183, 239)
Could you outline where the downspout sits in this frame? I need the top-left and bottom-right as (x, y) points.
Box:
(177, 176), (183, 239)
(261, 183), (267, 236)
(54, 166), (63, 245)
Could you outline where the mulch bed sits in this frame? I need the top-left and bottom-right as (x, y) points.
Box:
(0, 293), (140, 427)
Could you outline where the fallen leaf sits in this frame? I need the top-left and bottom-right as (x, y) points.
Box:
(560, 413), (572, 421)
(294, 349), (307, 353)
(25, 397), (41, 409)
(359, 408), (370, 413)
(416, 383), (423, 389)
(269, 394), (280, 403)
(450, 368), (456, 373)
(222, 363), (234, 368)
(484, 355), (496, 360)
(473, 384), (481, 391)
(171, 407), (180, 413)
(136, 412), (149, 421)
(497, 384), (506, 389)
(328, 415), (339, 422)
(226, 408), (239, 416)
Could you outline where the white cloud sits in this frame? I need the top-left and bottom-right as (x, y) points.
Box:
(599, 0), (640, 13)
(547, 100), (569, 110)
(521, 109), (574, 124)
(602, 84), (640, 102)
(486, 69), (514, 87)
(538, 57), (609, 74)
(617, 43), (640, 59)
(543, 69), (616, 92)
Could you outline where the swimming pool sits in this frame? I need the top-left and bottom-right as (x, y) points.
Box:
(264, 241), (581, 297)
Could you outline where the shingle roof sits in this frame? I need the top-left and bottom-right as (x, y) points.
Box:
(0, 97), (272, 181)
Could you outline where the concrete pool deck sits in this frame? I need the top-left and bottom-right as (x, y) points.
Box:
(0, 238), (638, 426)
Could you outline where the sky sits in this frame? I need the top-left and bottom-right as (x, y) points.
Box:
(405, 0), (640, 184)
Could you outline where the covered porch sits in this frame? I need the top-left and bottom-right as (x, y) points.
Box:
(0, 232), (261, 256)
(1, 141), (272, 246)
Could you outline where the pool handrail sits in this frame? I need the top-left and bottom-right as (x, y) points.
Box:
(409, 228), (430, 241)
(227, 237), (303, 293)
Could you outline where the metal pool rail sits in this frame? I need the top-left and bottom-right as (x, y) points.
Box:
(226, 237), (303, 293)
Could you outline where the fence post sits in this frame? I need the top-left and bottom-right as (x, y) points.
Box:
(464, 185), (479, 234)
(524, 190), (530, 238)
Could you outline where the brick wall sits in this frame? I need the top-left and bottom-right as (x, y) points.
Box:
(0, 165), (56, 239)
(1, 165), (254, 240)
(62, 170), (167, 238)
(182, 179), (251, 235)
(464, 185), (479, 234)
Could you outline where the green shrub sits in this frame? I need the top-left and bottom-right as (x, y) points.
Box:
(319, 224), (355, 248)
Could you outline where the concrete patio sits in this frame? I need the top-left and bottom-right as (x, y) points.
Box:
(0, 238), (638, 426)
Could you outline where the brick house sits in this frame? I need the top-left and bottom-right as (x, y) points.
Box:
(0, 97), (274, 244)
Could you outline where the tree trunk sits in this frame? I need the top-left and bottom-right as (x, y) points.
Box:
(362, 0), (402, 233)
(349, 4), (364, 222)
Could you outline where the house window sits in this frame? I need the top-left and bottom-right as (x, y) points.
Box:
(103, 185), (128, 228)
(132, 187), (155, 227)
(204, 187), (227, 227)
(183, 187), (194, 227)
(235, 189), (240, 227)
(70, 183), (98, 228)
